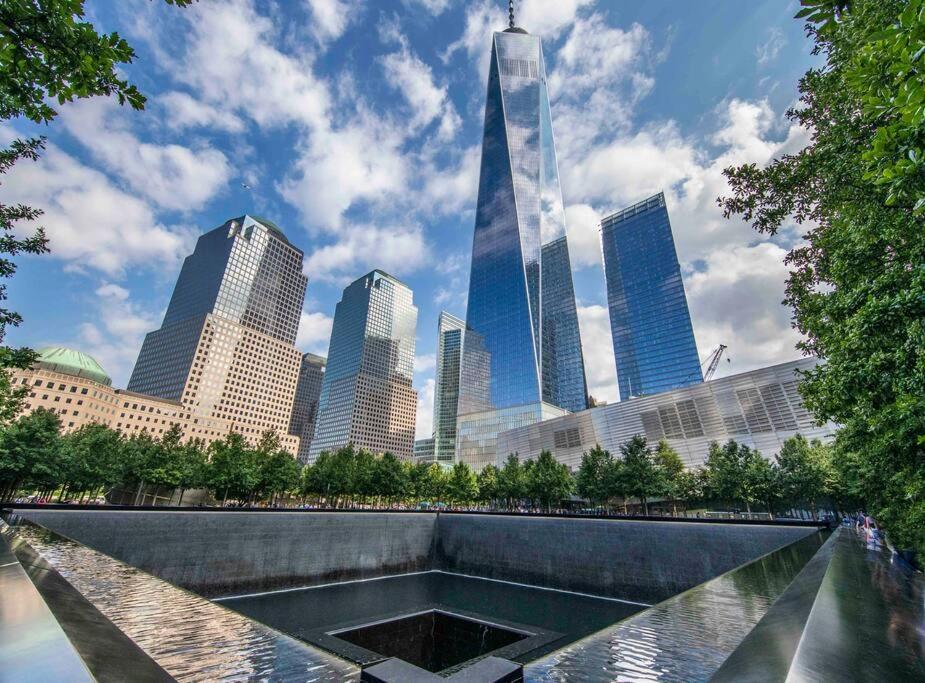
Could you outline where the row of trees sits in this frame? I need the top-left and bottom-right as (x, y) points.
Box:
(0, 406), (841, 518)
(576, 435), (841, 518)
(0, 408), (299, 506)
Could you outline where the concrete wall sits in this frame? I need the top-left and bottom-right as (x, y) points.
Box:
(19, 510), (437, 598)
(435, 514), (818, 604)
(19, 510), (817, 603)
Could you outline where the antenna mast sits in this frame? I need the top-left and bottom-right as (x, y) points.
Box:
(509, 0), (515, 29)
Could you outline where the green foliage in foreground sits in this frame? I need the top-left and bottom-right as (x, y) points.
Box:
(719, 0), (925, 553)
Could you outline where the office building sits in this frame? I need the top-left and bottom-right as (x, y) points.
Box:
(289, 353), (326, 464)
(308, 270), (418, 462)
(128, 216), (308, 452)
(542, 237), (589, 413)
(431, 312), (465, 464)
(413, 438), (436, 463)
(456, 18), (584, 470)
(497, 358), (836, 470)
(12, 346), (196, 439)
(601, 193), (702, 400)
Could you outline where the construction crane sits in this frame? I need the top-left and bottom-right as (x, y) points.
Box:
(702, 344), (729, 381)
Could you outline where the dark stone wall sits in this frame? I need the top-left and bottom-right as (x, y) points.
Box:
(19, 510), (816, 603)
(19, 510), (437, 598)
(434, 514), (818, 604)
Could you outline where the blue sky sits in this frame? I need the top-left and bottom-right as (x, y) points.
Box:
(2, 0), (817, 438)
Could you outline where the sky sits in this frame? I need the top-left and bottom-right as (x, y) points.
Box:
(1, 0), (818, 440)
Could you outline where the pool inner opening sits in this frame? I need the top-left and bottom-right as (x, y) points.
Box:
(331, 609), (529, 673)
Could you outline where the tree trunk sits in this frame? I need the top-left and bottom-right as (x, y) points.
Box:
(177, 488), (186, 507)
(642, 498), (649, 516)
(134, 480), (145, 507)
(222, 487), (229, 507)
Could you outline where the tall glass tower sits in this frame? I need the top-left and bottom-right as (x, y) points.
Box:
(307, 270), (418, 462)
(289, 352), (326, 464)
(456, 19), (585, 470)
(432, 312), (465, 464)
(128, 215), (308, 453)
(601, 192), (702, 400)
(542, 236), (588, 412)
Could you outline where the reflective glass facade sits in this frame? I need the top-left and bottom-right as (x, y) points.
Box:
(129, 216), (307, 400)
(127, 216), (307, 454)
(542, 237), (588, 413)
(457, 28), (586, 470)
(601, 193), (702, 399)
(289, 353), (326, 464)
(432, 312), (465, 464)
(308, 271), (418, 462)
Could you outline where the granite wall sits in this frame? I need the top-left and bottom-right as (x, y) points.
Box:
(18, 510), (437, 598)
(435, 514), (818, 604)
(18, 510), (817, 603)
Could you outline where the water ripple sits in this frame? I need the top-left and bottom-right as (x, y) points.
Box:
(524, 532), (827, 683)
(3, 521), (359, 683)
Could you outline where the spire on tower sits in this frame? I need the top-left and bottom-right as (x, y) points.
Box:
(509, 0), (515, 29)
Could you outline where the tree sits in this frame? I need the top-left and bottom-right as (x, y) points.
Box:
(176, 438), (207, 506)
(653, 439), (685, 513)
(743, 452), (780, 515)
(498, 453), (526, 508)
(476, 464), (500, 506)
(576, 445), (613, 509)
(446, 461), (478, 506)
(619, 435), (661, 515)
(777, 435), (829, 519)
(718, 0), (925, 552)
(525, 451), (573, 512)
(373, 452), (406, 504)
(207, 433), (258, 506)
(257, 449), (300, 506)
(61, 422), (122, 502)
(675, 468), (706, 512)
(0, 407), (61, 500)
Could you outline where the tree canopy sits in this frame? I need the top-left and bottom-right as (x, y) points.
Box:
(719, 0), (925, 552)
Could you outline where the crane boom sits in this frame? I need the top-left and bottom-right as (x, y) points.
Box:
(703, 344), (728, 381)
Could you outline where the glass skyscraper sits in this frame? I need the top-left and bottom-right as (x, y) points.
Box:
(601, 193), (703, 400)
(289, 352), (326, 464)
(542, 237), (589, 413)
(307, 270), (418, 462)
(432, 312), (465, 464)
(456, 22), (584, 470)
(128, 215), (308, 452)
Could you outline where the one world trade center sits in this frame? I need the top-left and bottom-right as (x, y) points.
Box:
(456, 10), (588, 470)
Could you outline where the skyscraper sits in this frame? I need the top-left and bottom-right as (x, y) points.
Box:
(601, 192), (702, 399)
(289, 352), (326, 464)
(456, 16), (584, 470)
(542, 237), (589, 413)
(128, 215), (307, 451)
(308, 270), (418, 462)
(432, 312), (465, 465)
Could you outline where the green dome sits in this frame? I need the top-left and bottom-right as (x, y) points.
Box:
(35, 347), (111, 386)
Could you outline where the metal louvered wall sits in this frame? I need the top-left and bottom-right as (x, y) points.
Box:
(497, 358), (837, 469)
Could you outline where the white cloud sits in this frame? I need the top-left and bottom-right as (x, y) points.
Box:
(518, 0), (594, 39)
(685, 243), (803, 379)
(756, 27), (786, 66)
(0, 137), (195, 275)
(296, 310), (334, 355)
(59, 99), (232, 212)
(402, 0), (451, 15)
(414, 353), (436, 374)
(78, 283), (161, 386)
(443, 0), (505, 77)
(303, 224), (429, 283)
(420, 145), (480, 215)
(415, 377), (435, 439)
(576, 304), (619, 404)
(380, 41), (460, 139)
(280, 112), (411, 231)
(304, 0), (356, 45)
(159, 91), (246, 133)
(168, 0), (331, 131)
(564, 203), (602, 268)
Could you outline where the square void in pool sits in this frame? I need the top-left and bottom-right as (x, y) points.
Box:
(218, 572), (643, 667)
(331, 609), (528, 673)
